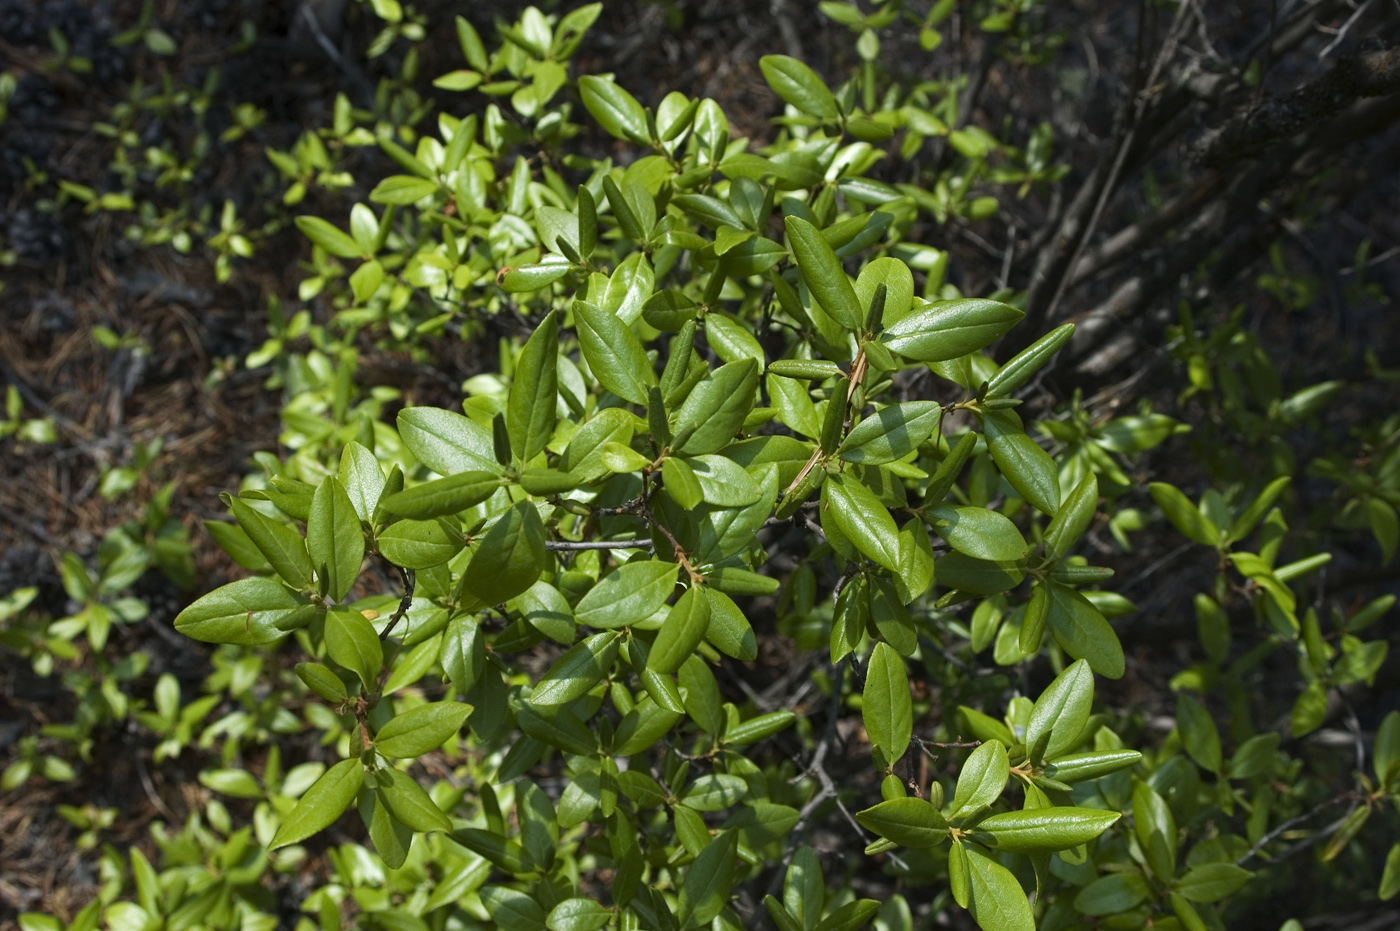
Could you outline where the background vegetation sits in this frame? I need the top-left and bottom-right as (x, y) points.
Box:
(2, 1), (1399, 930)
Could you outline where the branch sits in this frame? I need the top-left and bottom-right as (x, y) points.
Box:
(545, 539), (653, 551)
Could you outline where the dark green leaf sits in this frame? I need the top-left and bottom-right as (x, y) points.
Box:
(1149, 483), (1219, 547)
(880, 299), (1023, 363)
(838, 402), (941, 465)
(227, 497), (314, 590)
(574, 300), (655, 405)
(677, 830), (738, 929)
(674, 360), (759, 455)
(1044, 474), (1098, 561)
(296, 216), (361, 258)
(982, 409), (1060, 516)
(1074, 872), (1149, 916)
(575, 560), (678, 630)
(650, 587), (711, 673)
(961, 845), (1034, 931)
(1045, 582), (1124, 679)
(855, 797), (948, 848)
(461, 501), (546, 608)
(924, 505), (1028, 562)
(823, 473), (900, 570)
(378, 518), (464, 569)
(508, 311), (559, 462)
(985, 323), (1074, 398)
(785, 216), (862, 330)
(1175, 863), (1252, 903)
(579, 75), (650, 143)
(308, 476), (364, 603)
(380, 472), (504, 519)
(975, 807), (1120, 852)
(1176, 693), (1222, 773)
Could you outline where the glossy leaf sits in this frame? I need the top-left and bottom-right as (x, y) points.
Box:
(924, 505), (1028, 562)
(674, 359), (759, 455)
(950, 740), (1009, 818)
(1025, 659), (1094, 764)
(574, 299), (655, 405)
(375, 701), (472, 758)
(975, 807), (1120, 852)
(530, 632), (620, 707)
(863, 642), (912, 765)
(759, 55), (839, 119)
(855, 797), (948, 848)
(785, 216), (861, 330)
(174, 578), (309, 646)
(508, 310), (559, 461)
(838, 402), (941, 465)
(575, 560), (678, 630)
(271, 758), (362, 849)
(880, 299), (1023, 363)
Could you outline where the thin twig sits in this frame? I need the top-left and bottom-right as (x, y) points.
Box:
(1236, 790), (1362, 866)
(545, 539), (654, 551)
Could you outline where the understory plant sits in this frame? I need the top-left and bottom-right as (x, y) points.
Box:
(4, 4), (1398, 931)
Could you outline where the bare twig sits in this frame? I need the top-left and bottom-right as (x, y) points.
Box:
(545, 539), (654, 552)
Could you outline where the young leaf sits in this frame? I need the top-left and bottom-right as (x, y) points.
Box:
(1025, 659), (1094, 765)
(759, 55), (839, 120)
(1175, 693), (1223, 773)
(924, 505), (1028, 562)
(271, 758), (362, 849)
(308, 476), (364, 603)
(985, 323), (1074, 397)
(1149, 483), (1219, 547)
(325, 607), (382, 689)
(295, 216), (362, 258)
(579, 75), (650, 143)
(530, 631), (621, 707)
(674, 360), (760, 455)
(374, 701), (472, 758)
(949, 740), (1009, 818)
(174, 578), (311, 646)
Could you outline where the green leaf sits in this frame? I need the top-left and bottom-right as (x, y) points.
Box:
(530, 631), (620, 707)
(575, 560), (679, 630)
(574, 300), (655, 405)
(724, 709), (795, 746)
(674, 360), (759, 455)
(1044, 474), (1098, 562)
(295, 216), (362, 258)
(982, 409), (1060, 516)
(1074, 872), (1149, 916)
(561, 409), (635, 483)
(376, 766), (452, 833)
(838, 402), (942, 465)
(579, 75), (650, 143)
(961, 844), (1034, 931)
(547, 899), (612, 931)
(975, 807), (1120, 852)
(508, 311), (559, 462)
(375, 701), (472, 758)
(380, 472), (504, 519)
(759, 55), (839, 119)
(1176, 693), (1222, 773)
(1374, 711), (1400, 785)
(461, 501), (546, 608)
(662, 458), (704, 511)
(880, 299), (1023, 363)
(782, 847), (824, 931)
(378, 518), (463, 569)
(686, 454), (762, 507)
(1149, 483), (1219, 547)
(297, 661), (348, 704)
(678, 830), (739, 928)
(500, 258), (572, 293)
(1379, 843), (1400, 900)
(1228, 476), (1291, 542)
(1025, 659), (1094, 765)
(855, 797), (948, 848)
(1290, 681), (1328, 737)
(924, 505), (1028, 562)
(703, 588), (759, 660)
(174, 578), (310, 645)
(855, 256), (915, 327)
(227, 497), (314, 590)
(864, 642), (912, 765)
(650, 586), (711, 673)
(815, 900), (880, 931)
(823, 473), (900, 570)
(370, 175), (439, 205)
(986, 323), (1075, 397)
(935, 552), (1024, 596)
(1045, 582), (1124, 679)
(950, 740), (1009, 818)
(681, 774), (748, 811)
(398, 407), (499, 476)
(1175, 863), (1252, 903)
(784, 216), (862, 330)
(1133, 781), (1177, 882)
(271, 758), (362, 848)
(308, 476), (364, 602)
(325, 607), (382, 689)
(1042, 749), (1142, 784)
